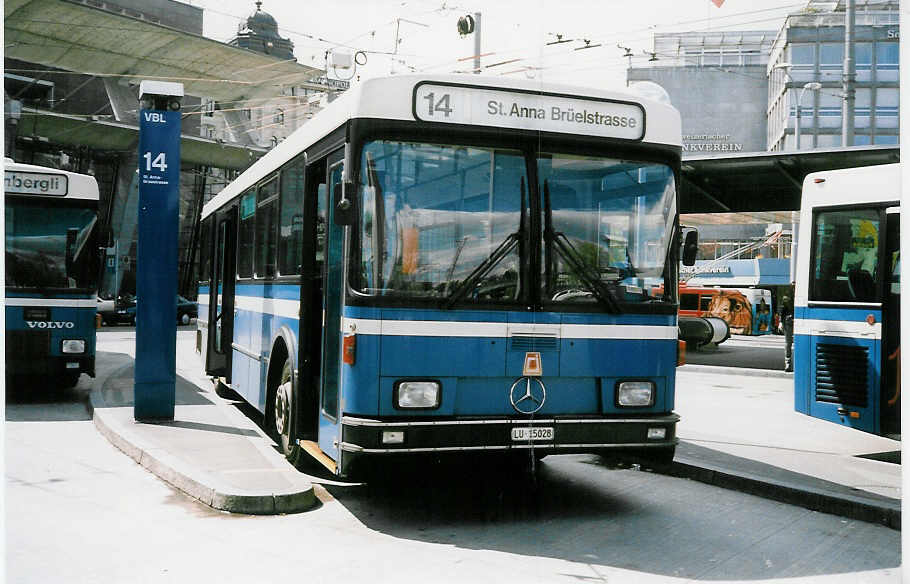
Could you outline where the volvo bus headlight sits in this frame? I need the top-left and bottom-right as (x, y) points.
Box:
(62, 339), (86, 354)
(617, 381), (654, 407)
(396, 381), (440, 409)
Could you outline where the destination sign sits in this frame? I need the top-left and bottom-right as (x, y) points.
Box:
(5, 171), (68, 196)
(413, 83), (645, 140)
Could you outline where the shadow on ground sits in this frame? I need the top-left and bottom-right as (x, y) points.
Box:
(318, 453), (900, 580)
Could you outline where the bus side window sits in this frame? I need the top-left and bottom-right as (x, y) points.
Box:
(699, 295), (712, 312)
(255, 176), (279, 279)
(198, 217), (212, 284)
(278, 154), (306, 276)
(679, 293), (698, 311)
(237, 189), (256, 278)
(316, 183), (327, 265)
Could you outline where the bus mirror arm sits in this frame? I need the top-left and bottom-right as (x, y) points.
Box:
(681, 227), (698, 266)
(333, 181), (355, 225)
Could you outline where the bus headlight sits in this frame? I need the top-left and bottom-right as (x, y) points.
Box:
(617, 381), (654, 407)
(61, 339), (86, 354)
(396, 380), (440, 409)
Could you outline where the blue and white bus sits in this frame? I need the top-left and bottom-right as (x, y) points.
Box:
(794, 163), (900, 437)
(5, 160), (101, 388)
(196, 75), (694, 476)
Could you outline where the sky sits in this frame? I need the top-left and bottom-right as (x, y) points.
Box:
(189, 0), (807, 90)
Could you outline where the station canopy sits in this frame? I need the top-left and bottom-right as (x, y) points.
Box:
(5, 0), (325, 103)
(16, 107), (265, 169)
(681, 145), (899, 213)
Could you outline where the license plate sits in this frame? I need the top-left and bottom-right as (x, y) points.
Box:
(511, 426), (554, 441)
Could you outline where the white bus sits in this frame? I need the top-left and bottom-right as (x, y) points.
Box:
(794, 163), (900, 436)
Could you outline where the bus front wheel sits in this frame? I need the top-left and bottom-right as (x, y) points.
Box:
(269, 356), (304, 465)
(62, 371), (81, 389)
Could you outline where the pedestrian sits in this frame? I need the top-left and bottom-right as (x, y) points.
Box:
(779, 287), (794, 372)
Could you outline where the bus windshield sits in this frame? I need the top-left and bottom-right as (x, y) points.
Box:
(355, 141), (526, 301)
(5, 199), (99, 291)
(352, 140), (675, 307)
(539, 154), (675, 305)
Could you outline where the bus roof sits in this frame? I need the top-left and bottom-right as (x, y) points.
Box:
(201, 74), (681, 220)
(801, 162), (901, 210)
(4, 160), (100, 201)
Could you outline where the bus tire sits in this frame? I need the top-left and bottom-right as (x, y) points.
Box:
(636, 446), (676, 467)
(268, 354), (304, 465)
(62, 371), (81, 389)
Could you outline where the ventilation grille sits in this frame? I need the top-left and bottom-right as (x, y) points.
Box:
(6, 331), (51, 361)
(815, 343), (869, 407)
(510, 334), (559, 352)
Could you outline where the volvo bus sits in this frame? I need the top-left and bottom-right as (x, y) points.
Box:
(196, 75), (696, 476)
(794, 163), (900, 437)
(5, 160), (101, 388)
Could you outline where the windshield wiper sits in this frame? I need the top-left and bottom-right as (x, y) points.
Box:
(366, 152), (385, 289)
(543, 180), (621, 314)
(444, 176), (527, 309)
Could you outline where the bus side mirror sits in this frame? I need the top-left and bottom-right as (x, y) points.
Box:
(333, 181), (355, 226)
(681, 228), (698, 266)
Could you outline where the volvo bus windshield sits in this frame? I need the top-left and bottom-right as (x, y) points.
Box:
(5, 199), (99, 291)
(351, 139), (676, 308)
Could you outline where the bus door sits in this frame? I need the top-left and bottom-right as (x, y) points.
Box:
(881, 208), (900, 436)
(317, 153), (346, 462)
(296, 155), (326, 443)
(206, 206), (237, 379)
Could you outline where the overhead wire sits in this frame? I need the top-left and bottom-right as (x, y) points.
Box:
(412, 3), (803, 76)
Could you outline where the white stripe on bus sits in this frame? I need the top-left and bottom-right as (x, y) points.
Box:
(343, 318), (677, 340)
(210, 295), (676, 340)
(794, 318), (881, 340)
(4, 298), (97, 308)
(231, 295), (299, 319)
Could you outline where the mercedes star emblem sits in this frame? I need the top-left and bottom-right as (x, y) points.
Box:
(509, 376), (547, 415)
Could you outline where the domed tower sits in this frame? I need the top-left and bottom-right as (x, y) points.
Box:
(229, 1), (295, 61)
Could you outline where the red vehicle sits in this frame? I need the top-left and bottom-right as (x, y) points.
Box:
(677, 284), (716, 318)
(679, 284), (772, 336)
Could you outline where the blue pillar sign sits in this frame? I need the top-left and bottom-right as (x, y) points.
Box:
(134, 82), (182, 420)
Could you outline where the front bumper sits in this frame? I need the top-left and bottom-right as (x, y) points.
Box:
(341, 413), (679, 454)
(7, 354), (95, 377)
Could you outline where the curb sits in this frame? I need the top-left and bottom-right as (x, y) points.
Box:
(678, 364), (793, 379)
(658, 455), (900, 531)
(88, 364), (317, 515)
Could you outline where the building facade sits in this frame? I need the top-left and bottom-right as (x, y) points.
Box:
(627, 30), (777, 154)
(627, 1), (899, 288)
(5, 0), (248, 300)
(209, 2), (336, 150)
(767, 0), (900, 151)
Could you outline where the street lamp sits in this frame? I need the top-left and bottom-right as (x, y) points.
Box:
(771, 63), (821, 150)
(795, 82), (822, 150)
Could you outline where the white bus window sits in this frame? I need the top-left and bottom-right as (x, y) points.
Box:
(811, 208), (880, 302)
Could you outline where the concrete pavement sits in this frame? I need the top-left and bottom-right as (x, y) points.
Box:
(673, 365), (901, 529)
(89, 346), (317, 514)
(89, 331), (900, 527)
